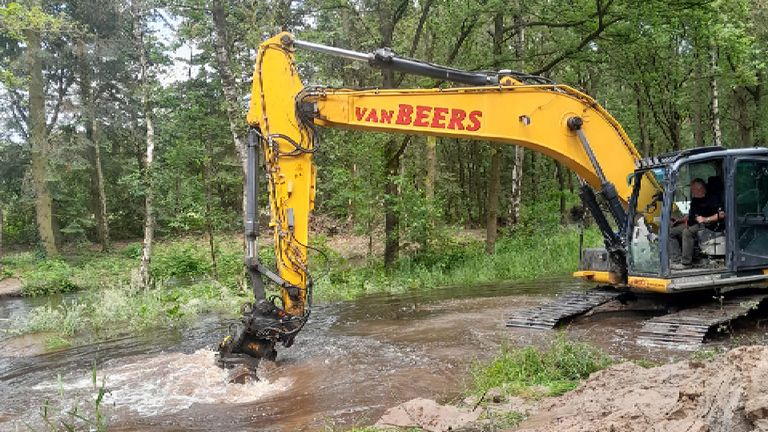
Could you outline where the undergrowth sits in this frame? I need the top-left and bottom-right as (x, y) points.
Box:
(12, 282), (249, 344)
(316, 226), (600, 301)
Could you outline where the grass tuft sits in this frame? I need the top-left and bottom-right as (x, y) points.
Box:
(471, 335), (612, 398)
(35, 365), (111, 432)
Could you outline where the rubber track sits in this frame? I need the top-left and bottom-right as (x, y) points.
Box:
(506, 288), (623, 330)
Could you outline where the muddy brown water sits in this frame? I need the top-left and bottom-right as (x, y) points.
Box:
(1, 277), (766, 431)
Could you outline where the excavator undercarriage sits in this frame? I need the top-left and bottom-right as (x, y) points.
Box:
(507, 288), (768, 348)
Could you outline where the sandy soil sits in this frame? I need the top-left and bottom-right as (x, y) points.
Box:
(377, 346), (768, 432)
(515, 346), (768, 432)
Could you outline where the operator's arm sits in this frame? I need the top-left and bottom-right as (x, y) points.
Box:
(218, 32), (660, 375)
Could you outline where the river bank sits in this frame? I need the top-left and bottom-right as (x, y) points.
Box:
(372, 345), (768, 432)
(0, 227), (598, 348)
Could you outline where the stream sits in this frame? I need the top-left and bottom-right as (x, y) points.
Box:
(0, 277), (760, 431)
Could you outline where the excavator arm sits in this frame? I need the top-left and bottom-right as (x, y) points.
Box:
(216, 32), (659, 379)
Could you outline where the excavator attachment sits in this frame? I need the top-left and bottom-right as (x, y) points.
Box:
(215, 299), (303, 383)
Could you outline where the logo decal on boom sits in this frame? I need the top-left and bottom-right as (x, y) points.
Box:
(355, 104), (482, 132)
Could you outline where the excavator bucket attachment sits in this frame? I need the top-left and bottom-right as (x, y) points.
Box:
(215, 329), (273, 384)
(215, 299), (305, 383)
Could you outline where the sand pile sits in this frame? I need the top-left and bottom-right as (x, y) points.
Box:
(518, 346), (768, 432)
(375, 346), (768, 432)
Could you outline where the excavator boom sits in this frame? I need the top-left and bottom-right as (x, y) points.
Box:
(216, 32), (660, 378)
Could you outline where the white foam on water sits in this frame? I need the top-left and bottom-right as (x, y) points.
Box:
(32, 348), (292, 416)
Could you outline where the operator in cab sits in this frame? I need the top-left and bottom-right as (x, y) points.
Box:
(669, 178), (725, 269)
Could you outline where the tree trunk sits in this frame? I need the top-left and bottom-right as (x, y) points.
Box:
(508, 8), (525, 226)
(486, 12), (504, 253)
(635, 85), (651, 155)
(211, 3), (247, 171)
(380, 1), (406, 272)
(690, 64), (706, 148)
(348, 163), (357, 224)
(211, 2), (250, 238)
(26, 24), (58, 257)
(556, 162), (567, 225)
(78, 39), (110, 251)
(384, 134), (401, 271)
(134, 0), (155, 289)
(203, 141), (218, 281)
(755, 71), (766, 145)
(529, 153), (539, 204)
(709, 44), (722, 147)
(486, 144), (502, 253)
(425, 136), (437, 201)
(0, 206), (4, 259)
(735, 87), (753, 147)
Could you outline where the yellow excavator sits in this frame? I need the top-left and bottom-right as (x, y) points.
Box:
(216, 32), (768, 377)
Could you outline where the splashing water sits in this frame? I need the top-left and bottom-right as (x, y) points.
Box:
(32, 349), (293, 417)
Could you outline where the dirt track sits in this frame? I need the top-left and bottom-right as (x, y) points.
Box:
(0, 278), (21, 297)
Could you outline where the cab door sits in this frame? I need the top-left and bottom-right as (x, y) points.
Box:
(732, 158), (768, 270)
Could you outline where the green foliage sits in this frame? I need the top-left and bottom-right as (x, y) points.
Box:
(632, 359), (658, 369)
(20, 280), (248, 340)
(0, 3), (71, 40)
(6, 235), (252, 340)
(26, 301), (86, 336)
(21, 259), (79, 297)
(44, 335), (72, 350)
(151, 242), (211, 282)
(485, 410), (525, 428)
(317, 226), (601, 301)
(3, 252), (135, 296)
(471, 336), (613, 398)
(121, 243), (143, 259)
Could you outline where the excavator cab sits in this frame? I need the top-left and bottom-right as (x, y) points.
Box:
(521, 147), (768, 345)
(622, 147), (768, 292)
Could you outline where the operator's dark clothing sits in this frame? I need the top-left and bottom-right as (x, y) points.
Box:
(687, 194), (724, 230)
(669, 223), (703, 265)
(670, 193), (725, 265)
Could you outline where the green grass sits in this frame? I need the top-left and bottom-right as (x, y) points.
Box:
(484, 410), (525, 428)
(691, 347), (725, 361)
(14, 281), (249, 341)
(1, 251), (136, 297)
(470, 336), (613, 398)
(632, 358), (658, 369)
